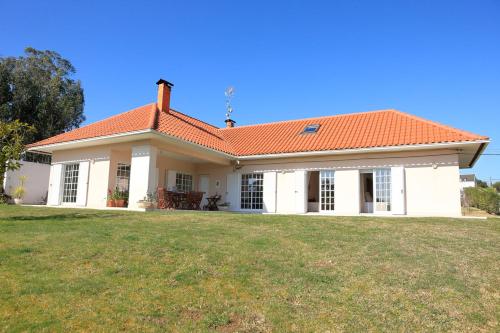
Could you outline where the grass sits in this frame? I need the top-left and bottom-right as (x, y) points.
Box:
(0, 206), (499, 332)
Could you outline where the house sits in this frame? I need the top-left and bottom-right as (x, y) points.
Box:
(27, 79), (489, 217)
(459, 174), (477, 191)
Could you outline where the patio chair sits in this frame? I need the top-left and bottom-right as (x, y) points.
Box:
(157, 187), (166, 209)
(157, 187), (176, 209)
(186, 191), (204, 210)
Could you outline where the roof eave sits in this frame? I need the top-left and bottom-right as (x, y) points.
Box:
(235, 140), (490, 162)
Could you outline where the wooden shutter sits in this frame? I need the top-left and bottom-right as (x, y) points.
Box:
(263, 171), (277, 213)
(391, 166), (406, 215)
(166, 170), (177, 190)
(47, 164), (63, 205)
(76, 161), (90, 206)
(226, 173), (239, 211)
(294, 170), (307, 213)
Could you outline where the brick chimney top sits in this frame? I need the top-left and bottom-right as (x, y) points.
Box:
(156, 79), (174, 113)
(225, 119), (236, 128)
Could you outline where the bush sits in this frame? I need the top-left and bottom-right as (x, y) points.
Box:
(464, 187), (500, 215)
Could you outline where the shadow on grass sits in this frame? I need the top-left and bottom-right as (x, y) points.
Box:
(6, 212), (124, 222)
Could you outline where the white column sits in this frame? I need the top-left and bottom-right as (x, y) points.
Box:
(128, 145), (157, 209)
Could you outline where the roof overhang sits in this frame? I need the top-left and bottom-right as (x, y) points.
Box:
(28, 132), (489, 169)
(27, 129), (234, 162)
(235, 140), (490, 168)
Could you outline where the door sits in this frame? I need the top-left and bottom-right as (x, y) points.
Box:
(319, 170), (335, 212)
(374, 168), (391, 212)
(198, 175), (209, 208)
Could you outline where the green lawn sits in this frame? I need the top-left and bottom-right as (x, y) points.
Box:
(0, 206), (499, 332)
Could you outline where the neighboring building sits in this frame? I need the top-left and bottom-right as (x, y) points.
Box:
(459, 174), (477, 191)
(3, 152), (52, 204)
(27, 79), (489, 217)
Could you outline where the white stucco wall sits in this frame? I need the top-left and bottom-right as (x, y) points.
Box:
(334, 169), (360, 215)
(47, 141), (463, 217)
(406, 165), (461, 217)
(4, 161), (50, 204)
(51, 146), (113, 209)
(197, 149), (462, 217)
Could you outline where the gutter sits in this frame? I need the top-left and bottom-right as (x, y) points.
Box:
(27, 132), (489, 164)
(468, 142), (488, 168)
(235, 140), (490, 160)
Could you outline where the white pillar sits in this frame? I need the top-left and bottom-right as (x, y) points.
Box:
(128, 145), (157, 209)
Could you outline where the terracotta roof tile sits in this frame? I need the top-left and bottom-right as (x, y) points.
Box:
(29, 104), (488, 157)
(28, 103), (156, 147)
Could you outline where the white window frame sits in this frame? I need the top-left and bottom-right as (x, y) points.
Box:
(116, 163), (131, 192)
(62, 163), (79, 204)
(374, 168), (392, 213)
(175, 172), (193, 193)
(319, 170), (335, 212)
(240, 173), (264, 210)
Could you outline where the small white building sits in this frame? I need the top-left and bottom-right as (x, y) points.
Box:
(27, 79), (489, 217)
(459, 174), (477, 191)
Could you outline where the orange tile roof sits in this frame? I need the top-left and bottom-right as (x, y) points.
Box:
(28, 104), (487, 157)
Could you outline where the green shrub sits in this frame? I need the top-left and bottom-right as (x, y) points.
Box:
(464, 187), (500, 215)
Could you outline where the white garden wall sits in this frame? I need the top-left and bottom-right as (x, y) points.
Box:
(4, 161), (50, 204)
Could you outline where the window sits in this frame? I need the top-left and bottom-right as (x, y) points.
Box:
(176, 173), (193, 192)
(62, 164), (79, 203)
(240, 173), (264, 210)
(302, 124), (320, 134)
(375, 168), (391, 211)
(21, 151), (52, 164)
(320, 170), (335, 211)
(116, 164), (131, 192)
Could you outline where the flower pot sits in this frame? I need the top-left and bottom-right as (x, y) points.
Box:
(114, 199), (126, 208)
(107, 199), (116, 207)
(137, 201), (154, 209)
(14, 198), (23, 205)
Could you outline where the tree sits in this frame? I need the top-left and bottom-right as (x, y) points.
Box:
(0, 120), (35, 196)
(476, 179), (488, 188)
(0, 47), (84, 143)
(493, 181), (500, 192)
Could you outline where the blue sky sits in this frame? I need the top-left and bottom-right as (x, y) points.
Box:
(1, 0), (499, 181)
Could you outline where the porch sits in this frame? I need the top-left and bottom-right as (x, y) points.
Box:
(105, 142), (232, 210)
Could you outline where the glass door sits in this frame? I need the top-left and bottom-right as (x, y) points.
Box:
(374, 168), (391, 212)
(319, 170), (335, 212)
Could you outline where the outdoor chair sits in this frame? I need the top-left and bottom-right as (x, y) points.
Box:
(186, 191), (204, 210)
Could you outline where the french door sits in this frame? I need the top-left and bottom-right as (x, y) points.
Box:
(374, 168), (391, 212)
(319, 170), (335, 212)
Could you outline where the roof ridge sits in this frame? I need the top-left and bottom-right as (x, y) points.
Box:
(169, 108), (220, 130)
(389, 110), (488, 140)
(218, 109), (395, 130)
(79, 102), (156, 130)
(166, 110), (226, 141)
(148, 103), (159, 129)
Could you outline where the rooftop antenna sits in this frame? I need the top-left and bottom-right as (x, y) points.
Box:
(225, 86), (235, 120)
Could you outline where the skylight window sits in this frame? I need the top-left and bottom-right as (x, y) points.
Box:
(302, 124), (320, 134)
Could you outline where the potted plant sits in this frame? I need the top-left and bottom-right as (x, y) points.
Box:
(107, 189), (115, 207)
(12, 176), (27, 205)
(137, 192), (155, 209)
(218, 202), (230, 211)
(112, 187), (127, 208)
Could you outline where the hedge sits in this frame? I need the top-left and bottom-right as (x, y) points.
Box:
(464, 187), (500, 215)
